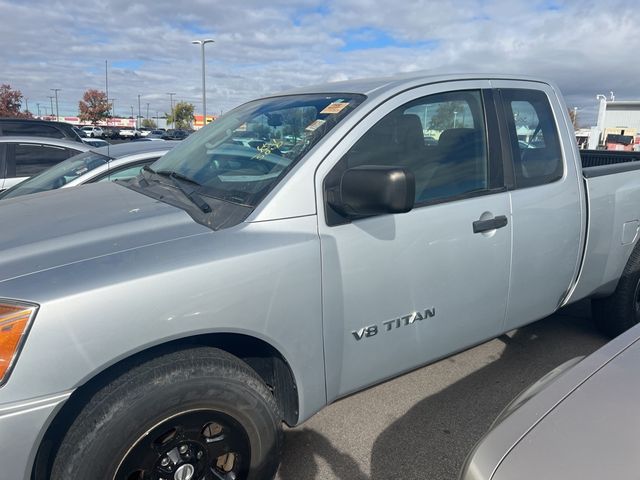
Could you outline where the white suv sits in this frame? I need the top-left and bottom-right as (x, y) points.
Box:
(80, 126), (104, 137)
(119, 127), (141, 139)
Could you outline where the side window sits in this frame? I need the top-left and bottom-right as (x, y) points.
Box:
(327, 90), (489, 208)
(501, 89), (563, 188)
(2, 123), (62, 138)
(94, 161), (157, 183)
(14, 144), (77, 177)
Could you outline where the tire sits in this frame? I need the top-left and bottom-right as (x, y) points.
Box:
(51, 347), (282, 480)
(593, 242), (640, 337)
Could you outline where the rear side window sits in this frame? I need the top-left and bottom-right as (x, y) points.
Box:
(14, 144), (78, 177)
(1, 122), (62, 139)
(501, 89), (563, 188)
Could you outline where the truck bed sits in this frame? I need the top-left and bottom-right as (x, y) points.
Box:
(581, 150), (640, 169)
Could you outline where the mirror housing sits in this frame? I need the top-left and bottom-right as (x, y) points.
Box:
(328, 165), (415, 218)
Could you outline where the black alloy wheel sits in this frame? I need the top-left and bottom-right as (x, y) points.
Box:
(115, 409), (250, 480)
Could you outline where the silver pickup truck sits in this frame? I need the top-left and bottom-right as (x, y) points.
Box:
(2, 74), (640, 480)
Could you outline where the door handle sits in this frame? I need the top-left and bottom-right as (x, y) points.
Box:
(473, 215), (508, 234)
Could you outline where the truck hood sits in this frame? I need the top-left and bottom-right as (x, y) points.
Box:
(0, 182), (210, 284)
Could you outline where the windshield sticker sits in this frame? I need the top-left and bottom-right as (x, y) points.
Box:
(305, 119), (326, 132)
(253, 139), (284, 160)
(320, 102), (349, 115)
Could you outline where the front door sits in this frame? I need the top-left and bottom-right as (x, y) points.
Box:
(316, 82), (513, 401)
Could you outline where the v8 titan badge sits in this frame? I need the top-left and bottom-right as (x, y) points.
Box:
(352, 308), (436, 341)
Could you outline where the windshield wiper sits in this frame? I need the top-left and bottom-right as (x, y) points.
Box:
(142, 166), (212, 213)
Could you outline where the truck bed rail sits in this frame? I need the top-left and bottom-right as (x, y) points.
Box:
(581, 150), (640, 168)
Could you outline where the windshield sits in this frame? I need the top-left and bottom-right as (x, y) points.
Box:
(149, 93), (365, 207)
(0, 150), (111, 199)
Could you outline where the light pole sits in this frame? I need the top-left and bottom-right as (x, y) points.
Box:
(48, 96), (54, 120)
(130, 106), (134, 127)
(36, 103), (41, 117)
(51, 88), (61, 121)
(137, 94), (142, 129)
(191, 39), (214, 128)
(167, 92), (176, 128)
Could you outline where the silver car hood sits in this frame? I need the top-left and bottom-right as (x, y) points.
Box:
(492, 336), (640, 480)
(0, 182), (209, 284)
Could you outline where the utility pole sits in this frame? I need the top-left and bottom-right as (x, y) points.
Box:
(24, 98), (29, 115)
(167, 92), (176, 128)
(50, 88), (61, 121)
(146, 103), (150, 120)
(105, 60), (109, 126)
(36, 103), (41, 117)
(130, 106), (134, 127)
(48, 96), (55, 119)
(137, 94), (141, 129)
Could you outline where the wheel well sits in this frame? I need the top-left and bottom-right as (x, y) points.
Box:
(31, 333), (298, 480)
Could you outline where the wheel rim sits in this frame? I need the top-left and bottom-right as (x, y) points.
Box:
(114, 409), (250, 480)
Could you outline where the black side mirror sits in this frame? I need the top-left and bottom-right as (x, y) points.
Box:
(328, 165), (415, 218)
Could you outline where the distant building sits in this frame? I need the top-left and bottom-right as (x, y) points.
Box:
(594, 97), (640, 151)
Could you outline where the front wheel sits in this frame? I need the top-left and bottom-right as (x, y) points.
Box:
(51, 347), (282, 480)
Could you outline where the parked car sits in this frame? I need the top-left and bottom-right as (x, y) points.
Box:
(0, 118), (83, 142)
(4, 74), (640, 480)
(0, 136), (90, 191)
(0, 141), (178, 200)
(119, 127), (142, 139)
(101, 126), (121, 139)
(80, 125), (103, 137)
(162, 128), (190, 140)
(72, 126), (87, 138)
(460, 322), (640, 480)
(146, 129), (166, 139)
(138, 127), (151, 137)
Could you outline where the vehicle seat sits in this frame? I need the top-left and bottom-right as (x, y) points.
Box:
(418, 128), (486, 202)
(345, 113), (425, 171)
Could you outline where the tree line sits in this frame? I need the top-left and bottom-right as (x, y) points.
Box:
(0, 84), (196, 129)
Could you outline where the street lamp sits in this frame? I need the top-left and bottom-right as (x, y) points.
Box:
(50, 88), (61, 121)
(191, 39), (214, 128)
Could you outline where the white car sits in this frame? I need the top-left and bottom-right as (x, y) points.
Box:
(119, 127), (142, 139)
(80, 126), (104, 137)
(0, 141), (178, 199)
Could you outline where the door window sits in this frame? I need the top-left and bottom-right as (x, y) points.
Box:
(14, 144), (78, 177)
(326, 90), (490, 212)
(94, 160), (158, 183)
(500, 89), (563, 188)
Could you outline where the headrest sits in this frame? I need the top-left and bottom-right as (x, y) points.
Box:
(438, 128), (478, 150)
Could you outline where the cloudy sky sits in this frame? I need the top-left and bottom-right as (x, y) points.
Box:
(1, 0), (638, 125)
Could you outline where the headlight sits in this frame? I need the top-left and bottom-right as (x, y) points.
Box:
(0, 301), (38, 386)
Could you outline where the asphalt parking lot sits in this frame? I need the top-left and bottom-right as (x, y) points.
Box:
(276, 300), (607, 480)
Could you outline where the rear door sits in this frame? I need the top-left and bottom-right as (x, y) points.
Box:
(492, 82), (583, 330)
(4, 142), (81, 189)
(316, 81), (513, 400)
